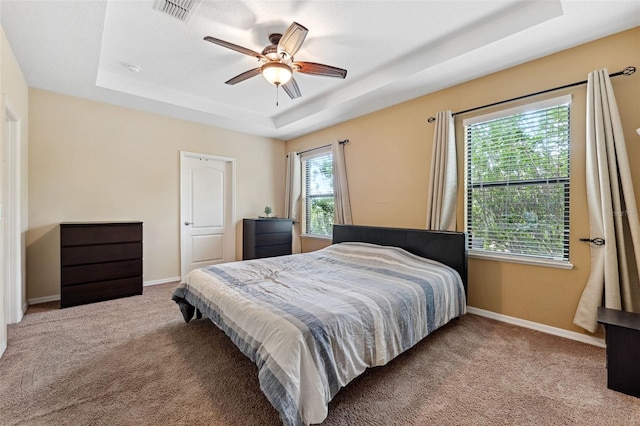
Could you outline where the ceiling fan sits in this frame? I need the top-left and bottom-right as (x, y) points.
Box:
(204, 22), (347, 101)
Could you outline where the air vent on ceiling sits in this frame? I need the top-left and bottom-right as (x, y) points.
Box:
(155, 0), (199, 21)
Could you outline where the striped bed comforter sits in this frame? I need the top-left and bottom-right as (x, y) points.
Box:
(172, 242), (466, 425)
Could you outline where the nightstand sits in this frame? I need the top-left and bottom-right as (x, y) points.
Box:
(597, 306), (640, 398)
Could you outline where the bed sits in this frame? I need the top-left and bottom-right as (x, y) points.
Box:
(172, 224), (467, 425)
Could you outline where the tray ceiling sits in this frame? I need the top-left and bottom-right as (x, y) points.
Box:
(1, 1), (638, 139)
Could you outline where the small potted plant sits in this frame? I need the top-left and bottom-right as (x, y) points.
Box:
(263, 206), (272, 218)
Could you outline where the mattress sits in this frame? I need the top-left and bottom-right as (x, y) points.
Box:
(172, 242), (466, 425)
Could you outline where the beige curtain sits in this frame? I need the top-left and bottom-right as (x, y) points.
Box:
(332, 141), (352, 225)
(426, 110), (457, 231)
(284, 152), (302, 253)
(573, 69), (640, 333)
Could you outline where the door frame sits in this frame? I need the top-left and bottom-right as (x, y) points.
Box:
(3, 97), (23, 325)
(1, 96), (23, 357)
(179, 151), (236, 280)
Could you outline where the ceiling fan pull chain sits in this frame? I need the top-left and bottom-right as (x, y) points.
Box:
(276, 84), (279, 107)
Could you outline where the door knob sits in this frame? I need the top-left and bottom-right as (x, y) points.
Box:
(184, 221), (192, 226)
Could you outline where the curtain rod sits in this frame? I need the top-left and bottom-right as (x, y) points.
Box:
(295, 139), (349, 155)
(426, 66), (636, 123)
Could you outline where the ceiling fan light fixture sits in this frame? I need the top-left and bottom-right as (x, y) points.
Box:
(261, 62), (292, 86)
(204, 21), (347, 100)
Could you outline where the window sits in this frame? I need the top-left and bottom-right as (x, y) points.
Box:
(464, 95), (571, 264)
(302, 149), (334, 237)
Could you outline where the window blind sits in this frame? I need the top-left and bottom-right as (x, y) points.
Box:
(302, 152), (334, 236)
(464, 96), (571, 261)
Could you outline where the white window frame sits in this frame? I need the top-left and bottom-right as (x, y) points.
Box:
(463, 94), (573, 269)
(300, 147), (334, 238)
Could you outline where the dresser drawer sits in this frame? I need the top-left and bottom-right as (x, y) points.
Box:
(61, 242), (142, 266)
(61, 259), (142, 286)
(255, 244), (292, 259)
(255, 232), (292, 247)
(254, 219), (292, 234)
(60, 222), (143, 308)
(61, 223), (142, 246)
(243, 218), (292, 260)
(61, 276), (142, 308)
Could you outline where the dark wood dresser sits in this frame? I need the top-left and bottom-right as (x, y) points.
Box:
(243, 218), (293, 260)
(60, 222), (143, 308)
(598, 306), (640, 398)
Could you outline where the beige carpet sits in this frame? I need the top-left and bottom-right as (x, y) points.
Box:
(1, 283), (638, 426)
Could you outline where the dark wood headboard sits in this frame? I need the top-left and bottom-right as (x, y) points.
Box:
(332, 224), (468, 293)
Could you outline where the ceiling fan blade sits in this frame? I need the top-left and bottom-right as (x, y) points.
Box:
(204, 36), (266, 61)
(282, 77), (302, 99)
(294, 62), (347, 79)
(225, 68), (262, 85)
(277, 22), (308, 57)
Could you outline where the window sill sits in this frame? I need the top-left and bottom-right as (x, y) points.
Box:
(301, 234), (332, 241)
(469, 250), (574, 270)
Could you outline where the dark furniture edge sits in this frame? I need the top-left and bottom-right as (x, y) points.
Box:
(598, 306), (640, 330)
(60, 221), (143, 225)
(332, 224), (468, 294)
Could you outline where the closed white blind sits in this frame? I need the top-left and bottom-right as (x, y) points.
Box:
(464, 96), (571, 261)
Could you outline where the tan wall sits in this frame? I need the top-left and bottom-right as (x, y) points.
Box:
(300, 236), (332, 253)
(1, 25), (30, 310)
(285, 27), (640, 335)
(28, 89), (284, 300)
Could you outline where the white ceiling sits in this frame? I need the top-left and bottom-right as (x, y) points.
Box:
(1, 1), (639, 140)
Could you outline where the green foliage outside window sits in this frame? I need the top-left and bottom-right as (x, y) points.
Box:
(309, 197), (334, 236)
(466, 102), (570, 260)
(305, 154), (334, 236)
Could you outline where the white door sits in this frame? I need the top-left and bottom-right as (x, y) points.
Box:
(180, 152), (235, 280)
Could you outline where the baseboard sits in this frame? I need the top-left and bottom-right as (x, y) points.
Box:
(466, 306), (605, 348)
(28, 277), (181, 306)
(143, 277), (181, 287)
(28, 294), (60, 305)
